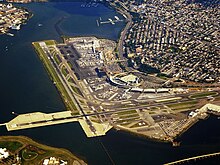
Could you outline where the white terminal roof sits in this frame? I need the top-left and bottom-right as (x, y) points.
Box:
(120, 74), (137, 83)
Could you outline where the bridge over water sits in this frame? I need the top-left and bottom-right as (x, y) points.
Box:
(164, 152), (220, 165)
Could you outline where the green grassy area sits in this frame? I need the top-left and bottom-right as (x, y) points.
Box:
(96, 109), (102, 113)
(78, 99), (85, 104)
(54, 55), (62, 65)
(115, 117), (140, 125)
(71, 111), (80, 116)
(119, 113), (140, 119)
(130, 122), (147, 128)
(117, 110), (137, 115)
(172, 106), (196, 111)
(0, 136), (86, 165)
(68, 77), (76, 84)
(90, 116), (101, 123)
(190, 91), (218, 99)
(121, 104), (136, 108)
(71, 86), (83, 96)
(0, 141), (23, 152)
(67, 61), (73, 69)
(149, 107), (159, 110)
(22, 149), (38, 161)
(167, 100), (198, 110)
(44, 40), (56, 46)
(156, 73), (170, 80)
(61, 66), (69, 77)
(139, 102), (149, 106)
(32, 42), (77, 111)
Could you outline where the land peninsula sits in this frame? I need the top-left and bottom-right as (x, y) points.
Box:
(0, 136), (87, 165)
(2, 0), (220, 144)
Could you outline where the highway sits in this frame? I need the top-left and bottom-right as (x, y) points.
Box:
(110, 2), (132, 66)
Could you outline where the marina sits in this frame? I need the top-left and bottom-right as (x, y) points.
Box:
(96, 16), (124, 26)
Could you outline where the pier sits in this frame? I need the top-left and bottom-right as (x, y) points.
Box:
(164, 152), (220, 165)
(4, 111), (112, 138)
(96, 16), (123, 26)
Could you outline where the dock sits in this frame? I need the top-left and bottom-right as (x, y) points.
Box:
(96, 20), (100, 27)
(6, 111), (77, 131)
(97, 16), (123, 26)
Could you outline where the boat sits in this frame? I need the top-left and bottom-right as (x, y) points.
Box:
(81, 3), (86, 7)
(91, 3), (98, 7)
(115, 16), (120, 21)
(11, 24), (21, 30)
(6, 33), (14, 37)
(172, 141), (181, 147)
(115, 127), (120, 131)
(38, 23), (43, 27)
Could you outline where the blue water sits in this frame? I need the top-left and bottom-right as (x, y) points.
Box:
(0, 2), (220, 165)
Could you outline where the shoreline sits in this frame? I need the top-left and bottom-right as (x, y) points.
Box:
(114, 117), (205, 144)
(107, 1), (133, 55)
(0, 135), (87, 164)
(114, 125), (172, 143)
(0, 4), (32, 35)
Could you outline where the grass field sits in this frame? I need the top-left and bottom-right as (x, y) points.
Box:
(167, 100), (198, 111)
(67, 61), (73, 69)
(119, 113), (140, 119)
(22, 149), (38, 160)
(190, 91), (218, 99)
(61, 66), (69, 77)
(115, 117), (140, 125)
(117, 110), (137, 115)
(44, 40), (56, 46)
(71, 86), (83, 96)
(68, 77), (76, 84)
(0, 136), (86, 165)
(54, 54), (62, 65)
(0, 141), (23, 152)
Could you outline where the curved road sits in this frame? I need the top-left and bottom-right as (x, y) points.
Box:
(109, 2), (133, 66)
